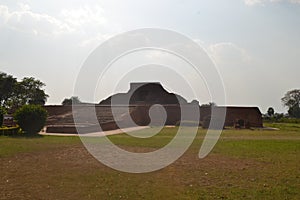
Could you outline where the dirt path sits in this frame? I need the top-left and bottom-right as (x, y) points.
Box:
(39, 126), (150, 137)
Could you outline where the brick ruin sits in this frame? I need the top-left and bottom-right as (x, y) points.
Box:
(44, 82), (262, 133)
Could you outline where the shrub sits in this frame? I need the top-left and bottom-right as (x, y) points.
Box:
(14, 105), (48, 134)
(263, 117), (300, 124)
(0, 126), (20, 136)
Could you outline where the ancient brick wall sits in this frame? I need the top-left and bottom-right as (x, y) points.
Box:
(43, 82), (263, 133)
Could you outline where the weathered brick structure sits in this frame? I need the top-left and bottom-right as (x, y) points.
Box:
(44, 82), (262, 133)
(99, 82), (262, 128)
(100, 82), (188, 105)
(200, 106), (262, 128)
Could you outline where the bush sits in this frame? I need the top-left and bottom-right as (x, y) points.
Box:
(14, 105), (48, 134)
(0, 126), (20, 136)
(263, 117), (300, 124)
(0, 107), (6, 127)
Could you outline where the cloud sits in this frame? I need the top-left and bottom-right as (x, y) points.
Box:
(244, 0), (300, 6)
(207, 42), (252, 66)
(0, 5), (9, 24)
(244, 0), (265, 6)
(60, 6), (121, 47)
(60, 6), (107, 30)
(0, 3), (120, 46)
(0, 4), (72, 37)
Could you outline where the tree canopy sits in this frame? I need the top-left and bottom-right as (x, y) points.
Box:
(0, 72), (48, 112)
(267, 107), (275, 117)
(281, 89), (300, 108)
(281, 89), (300, 118)
(62, 96), (82, 105)
(0, 72), (16, 107)
(201, 102), (216, 107)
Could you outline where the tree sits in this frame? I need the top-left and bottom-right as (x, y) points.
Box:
(274, 113), (284, 120)
(14, 104), (48, 134)
(62, 96), (82, 105)
(281, 89), (300, 108)
(201, 102), (216, 107)
(288, 105), (300, 118)
(0, 107), (6, 127)
(19, 77), (49, 105)
(0, 72), (49, 112)
(0, 72), (17, 107)
(267, 107), (275, 117)
(281, 89), (300, 118)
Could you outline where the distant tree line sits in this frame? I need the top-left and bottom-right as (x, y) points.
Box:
(263, 107), (285, 121)
(264, 89), (300, 122)
(61, 96), (82, 105)
(0, 71), (48, 113)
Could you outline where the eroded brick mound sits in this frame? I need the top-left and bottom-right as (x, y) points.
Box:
(43, 82), (263, 133)
(44, 105), (137, 133)
(100, 82), (188, 105)
(45, 106), (134, 126)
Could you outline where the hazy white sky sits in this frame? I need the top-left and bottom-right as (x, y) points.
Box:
(0, 0), (299, 113)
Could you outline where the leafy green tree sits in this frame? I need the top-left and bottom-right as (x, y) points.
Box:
(19, 77), (49, 105)
(0, 73), (49, 112)
(62, 96), (82, 105)
(282, 89), (300, 118)
(274, 113), (284, 121)
(14, 104), (48, 134)
(0, 72), (17, 107)
(288, 105), (300, 118)
(201, 102), (216, 107)
(267, 107), (275, 117)
(0, 107), (6, 127)
(281, 89), (300, 108)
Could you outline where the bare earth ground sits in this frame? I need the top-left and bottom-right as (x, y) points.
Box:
(0, 146), (267, 199)
(0, 126), (299, 200)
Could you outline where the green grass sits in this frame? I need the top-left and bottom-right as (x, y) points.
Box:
(0, 123), (299, 199)
(265, 122), (300, 131)
(0, 135), (80, 157)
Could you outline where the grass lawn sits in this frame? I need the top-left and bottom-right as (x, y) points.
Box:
(0, 123), (299, 199)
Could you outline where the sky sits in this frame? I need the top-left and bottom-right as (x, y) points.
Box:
(0, 0), (299, 113)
